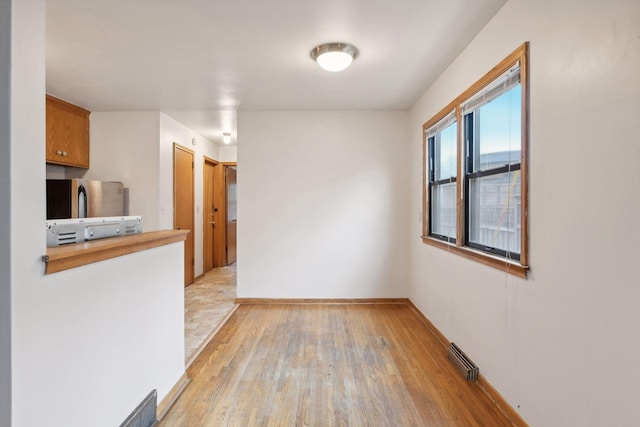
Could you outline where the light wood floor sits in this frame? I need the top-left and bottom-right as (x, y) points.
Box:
(185, 265), (237, 363)
(160, 303), (517, 426)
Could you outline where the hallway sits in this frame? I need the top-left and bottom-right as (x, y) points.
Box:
(184, 265), (237, 366)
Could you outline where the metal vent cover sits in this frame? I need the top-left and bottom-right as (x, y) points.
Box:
(56, 231), (79, 245)
(448, 342), (479, 382)
(119, 389), (157, 427)
(46, 216), (142, 247)
(125, 225), (138, 234)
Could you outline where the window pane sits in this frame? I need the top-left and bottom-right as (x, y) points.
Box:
(473, 85), (521, 172)
(468, 170), (521, 256)
(433, 122), (457, 180)
(431, 182), (456, 240)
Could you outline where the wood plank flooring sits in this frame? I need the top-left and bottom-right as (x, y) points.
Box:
(160, 304), (517, 427)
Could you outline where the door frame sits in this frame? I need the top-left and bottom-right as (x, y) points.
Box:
(173, 143), (195, 286)
(222, 162), (237, 266)
(206, 161), (237, 268)
(210, 160), (226, 268)
(203, 156), (219, 272)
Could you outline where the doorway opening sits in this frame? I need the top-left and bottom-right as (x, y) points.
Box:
(203, 156), (219, 271)
(202, 159), (237, 269)
(184, 160), (238, 366)
(225, 164), (237, 266)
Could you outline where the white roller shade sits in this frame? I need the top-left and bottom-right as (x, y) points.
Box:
(425, 110), (456, 139)
(461, 62), (520, 115)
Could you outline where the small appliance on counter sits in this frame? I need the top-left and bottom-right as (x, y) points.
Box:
(46, 179), (124, 220)
(45, 216), (142, 247)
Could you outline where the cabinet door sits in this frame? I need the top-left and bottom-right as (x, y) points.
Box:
(46, 95), (90, 168)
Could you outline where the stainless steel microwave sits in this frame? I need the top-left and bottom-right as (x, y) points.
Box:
(46, 179), (124, 220)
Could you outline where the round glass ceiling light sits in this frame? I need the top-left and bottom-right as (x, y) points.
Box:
(310, 43), (359, 72)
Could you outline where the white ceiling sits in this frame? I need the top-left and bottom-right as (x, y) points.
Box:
(46, 0), (505, 145)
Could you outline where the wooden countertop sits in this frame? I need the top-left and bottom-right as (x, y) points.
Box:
(43, 230), (189, 274)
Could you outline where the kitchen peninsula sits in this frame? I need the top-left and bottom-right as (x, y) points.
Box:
(42, 230), (188, 274)
(35, 227), (189, 425)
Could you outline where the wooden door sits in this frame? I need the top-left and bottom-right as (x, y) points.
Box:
(203, 157), (217, 272)
(225, 166), (237, 265)
(212, 163), (226, 268)
(174, 143), (195, 286)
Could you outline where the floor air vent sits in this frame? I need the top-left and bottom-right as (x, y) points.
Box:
(448, 342), (479, 382)
(119, 390), (157, 427)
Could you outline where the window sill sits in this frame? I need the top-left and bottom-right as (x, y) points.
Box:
(421, 236), (528, 278)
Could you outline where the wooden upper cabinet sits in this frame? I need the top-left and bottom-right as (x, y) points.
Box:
(46, 95), (90, 168)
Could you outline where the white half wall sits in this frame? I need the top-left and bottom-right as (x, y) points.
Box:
(70, 112), (161, 230)
(159, 113), (219, 277)
(238, 110), (410, 298)
(0, 1), (12, 425)
(17, 244), (185, 427)
(408, 0), (640, 425)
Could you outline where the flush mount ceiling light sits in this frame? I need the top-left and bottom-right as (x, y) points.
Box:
(310, 42), (359, 72)
(222, 132), (232, 144)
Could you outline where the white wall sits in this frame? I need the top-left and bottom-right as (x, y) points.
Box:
(8, 2), (186, 426)
(8, 0), (47, 423)
(71, 112), (161, 230)
(408, 0), (640, 425)
(46, 164), (66, 179)
(217, 145), (237, 163)
(238, 111), (409, 298)
(159, 113), (219, 277)
(0, 1), (12, 425)
(76, 112), (218, 277)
